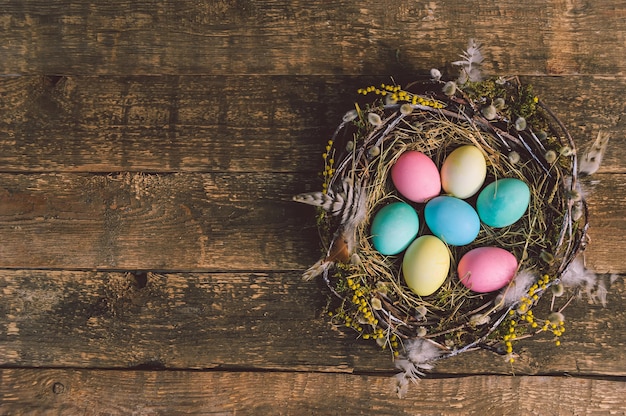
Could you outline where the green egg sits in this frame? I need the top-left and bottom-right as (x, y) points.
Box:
(477, 178), (530, 228)
(371, 202), (419, 255)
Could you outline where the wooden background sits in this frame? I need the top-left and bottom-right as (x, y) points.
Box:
(0, 0), (625, 414)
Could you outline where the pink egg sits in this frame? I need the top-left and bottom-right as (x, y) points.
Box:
(391, 151), (441, 203)
(457, 247), (518, 293)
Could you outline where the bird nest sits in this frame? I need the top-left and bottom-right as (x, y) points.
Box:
(294, 42), (604, 396)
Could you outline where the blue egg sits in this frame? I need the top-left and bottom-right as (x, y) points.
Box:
(477, 178), (530, 228)
(371, 202), (419, 255)
(424, 196), (480, 246)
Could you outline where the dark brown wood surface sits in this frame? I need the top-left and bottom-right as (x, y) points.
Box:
(0, 1), (624, 414)
(1, 369), (624, 415)
(1, 0), (625, 76)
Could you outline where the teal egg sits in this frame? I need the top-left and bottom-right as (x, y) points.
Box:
(477, 178), (530, 227)
(424, 196), (480, 246)
(371, 202), (419, 255)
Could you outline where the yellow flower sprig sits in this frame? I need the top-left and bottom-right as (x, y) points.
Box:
(543, 312), (566, 347)
(321, 139), (335, 194)
(328, 276), (401, 355)
(357, 83), (445, 109)
(503, 274), (566, 363)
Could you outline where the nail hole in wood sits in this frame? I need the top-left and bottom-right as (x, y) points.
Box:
(45, 75), (65, 88)
(131, 271), (148, 289)
(52, 382), (65, 394)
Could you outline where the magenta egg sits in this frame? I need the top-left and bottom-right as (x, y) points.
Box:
(391, 151), (441, 203)
(457, 247), (518, 293)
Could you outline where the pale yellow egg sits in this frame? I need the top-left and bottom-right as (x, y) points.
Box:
(440, 145), (487, 199)
(402, 235), (450, 296)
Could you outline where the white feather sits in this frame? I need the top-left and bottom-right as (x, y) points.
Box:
(561, 256), (598, 289)
(392, 364), (415, 398)
(579, 131), (610, 176)
(404, 338), (442, 365)
(559, 256), (613, 305)
(452, 39), (484, 84)
(497, 269), (538, 307)
(590, 274), (620, 307)
(393, 338), (444, 398)
(595, 278), (608, 307)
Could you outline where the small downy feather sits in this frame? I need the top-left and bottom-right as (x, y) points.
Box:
(588, 274), (619, 307)
(452, 39), (484, 84)
(393, 338), (443, 398)
(496, 269), (537, 307)
(579, 131), (610, 176)
(560, 256), (611, 305)
(595, 278), (609, 307)
(561, 256), (597, 289)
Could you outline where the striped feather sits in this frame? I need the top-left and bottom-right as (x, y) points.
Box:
(292, 177), (364, 224)
(294, 176), (368, 280)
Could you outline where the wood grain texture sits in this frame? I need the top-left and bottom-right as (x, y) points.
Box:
(1, 1), (625, 76)
(0, 75), (356, 173)
(0, 172), (320, 270)
(0, 270), (623, 376)
(0, 75), (623, 174)
(583, 176), (626, 274)
(1, 0), (625, 412)
(0, 172), (623, 273)
(1, 369), (624, 415)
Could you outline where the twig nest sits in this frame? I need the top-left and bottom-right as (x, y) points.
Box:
(293, 42), (602, 397)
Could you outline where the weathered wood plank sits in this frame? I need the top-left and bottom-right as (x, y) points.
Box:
(1, 1), (625, 76)
(583, 174), (626, 274)
(0, 270), (623, 376)
(0, 172), (321, 271)
(0, 75), (623, 173)
(0, 369), (624, 415)
(0, 75), (360, 173)
(0, 172), (623, 273)
(0, 270), (387, 371)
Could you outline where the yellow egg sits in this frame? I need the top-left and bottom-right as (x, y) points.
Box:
(402, 235), (450, 296)
(440, 145), (487, 199)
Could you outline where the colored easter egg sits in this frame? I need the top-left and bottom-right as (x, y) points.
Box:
(457, 247), (518, 293)
(440, 145), (487, 199)
(476, 178), (530, 228)
(371, 202), (419, 255)
(424, 196), (480, 246)
(391, 151), (441, 203)
(403, 235), (450, 296)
